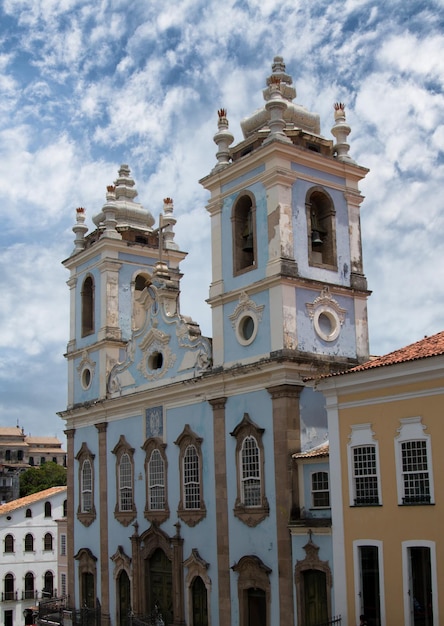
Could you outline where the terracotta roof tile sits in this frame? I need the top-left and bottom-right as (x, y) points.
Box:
(350, 330), (444, 373)
(0, 486), (66, 514)
(317, 330), (444, 381)
(293, 442), (329, 459)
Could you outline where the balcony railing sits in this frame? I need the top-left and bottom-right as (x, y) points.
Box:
(1, 591), (18, 602)
(1, 589), (57, 603)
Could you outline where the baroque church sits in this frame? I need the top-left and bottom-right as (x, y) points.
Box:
(60, 57), (370, 626)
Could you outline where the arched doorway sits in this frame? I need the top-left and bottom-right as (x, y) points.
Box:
(303, 569), (328, 626)
(191, 576), (208, 626)
(118, 570), (131, 626)
(146, 548), (172, 624)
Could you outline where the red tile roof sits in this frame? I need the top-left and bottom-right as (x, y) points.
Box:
(350, 330), (444, 373)
(0, 486), (66, 514)
(293, 442), (329, 459)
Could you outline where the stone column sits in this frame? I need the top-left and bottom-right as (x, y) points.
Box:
(171, 522), (185, 626)
(130, 523), (141, 614)
(95, 422), (110, 626)
(209, 397), (231, 626)
(267, 384), (304, 626)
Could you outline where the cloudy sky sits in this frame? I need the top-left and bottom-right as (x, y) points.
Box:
(0, 0), (443, 441)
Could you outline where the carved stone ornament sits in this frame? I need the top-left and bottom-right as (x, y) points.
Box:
(229, 291), (265, 346)
(305, 286), (347, 342)
(76, 350), (96, 390)
(137, 328), (176, 381)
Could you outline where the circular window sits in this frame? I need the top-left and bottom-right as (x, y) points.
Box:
(236, 313), (258, 346)
(81, 368), (92, 390)
(313, 308), (340, 342)
(148, 351), (163, 370)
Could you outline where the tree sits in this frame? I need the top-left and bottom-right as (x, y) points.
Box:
(20, 462), (67, 497)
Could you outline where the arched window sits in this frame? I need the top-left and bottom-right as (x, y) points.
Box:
(231, 413), (269, 526)
(149, 450), (165, 511)
(306, 188), (337, 268)
(175, 425), (206, 527)
(25, 508), (32, 518)
(241, 436), (261, 507)
(232, 193), (257, 275)
(112, 436), (136, 526)
(5, 449), (11, 461)
(76, 443), (96, 527)
(44, 533), (53, 551)
(24, 572), (35, 599)
(81, 460), (92, 512)
(81, 275), (94, 336)
(24, 534), (34, 552)
(63, 499), (67, 517)
(44, 501), (52, 517)
(183, 445), (200, 510)
(43, 571), (54, 598)
(143, 438), (169, 525)
(311, 471), (330, 508)
(133, 273), (151, 330)
(119, 453), (133, 512)
(4, 534), (14, 553)
(4, 573), (15, 601)
(17, 450), (23, 461)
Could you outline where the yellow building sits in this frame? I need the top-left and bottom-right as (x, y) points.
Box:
(318, 331), (444, 626)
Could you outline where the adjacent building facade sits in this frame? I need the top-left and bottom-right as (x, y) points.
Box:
(319, 332), (444, 626)
(60, 57), (370, 626)
(0, 427), (67, 502)
(0, 486), (67, 626)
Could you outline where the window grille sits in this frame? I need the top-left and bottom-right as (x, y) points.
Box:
(148, 449), (165, 510)
(183, 445), (200, 509)
(401, 440), (430, 504)
(82, 460), (92, 512)
(119, 453), (133, 511)
(353, 446), (379, 505)
(241, 436), (261, 506)
(312, 471), (330, 507)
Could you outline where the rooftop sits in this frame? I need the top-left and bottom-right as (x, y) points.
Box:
(0, 486), (66, 515)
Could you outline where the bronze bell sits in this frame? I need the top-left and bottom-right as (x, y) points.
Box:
(311, 230), (323, 246)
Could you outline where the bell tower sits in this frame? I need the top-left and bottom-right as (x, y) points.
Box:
(200, 56), (370, 373)
(63, 165), (185, 408)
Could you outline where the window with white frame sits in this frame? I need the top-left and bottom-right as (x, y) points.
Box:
(81, 460), (92, 512)
(119, 453), (133, 511)
(111, 435), (136, 526)
(396, 418), (433, 505)
(311, 471), (330, 508)
(148, 449), (165, 510)
(143, 437), (169, 524)
(348, 424), (381, 507)
(231, 413), (269, 527)
(183, 445), (200, 509)
(75, 443), (96, 526)
(175, 424), (206, 527)
(241, 436), (261, 506)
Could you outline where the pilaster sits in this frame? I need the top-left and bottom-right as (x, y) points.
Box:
(95, 422), (110, 626)
(209, 397), (231, 626)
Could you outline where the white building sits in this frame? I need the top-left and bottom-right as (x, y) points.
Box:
(0, 486), (67, 626)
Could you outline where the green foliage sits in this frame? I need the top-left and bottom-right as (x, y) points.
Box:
(19, 462), (67, 497)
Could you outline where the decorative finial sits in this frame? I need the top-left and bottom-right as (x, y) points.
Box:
(331, 102), (355, 163)
(213, 107), (233, 170)
(72, 208), (88, 254)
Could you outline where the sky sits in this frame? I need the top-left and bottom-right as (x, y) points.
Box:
(0, 0), (443, 442)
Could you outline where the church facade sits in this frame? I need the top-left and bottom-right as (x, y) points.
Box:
(60, 57), (370, 626)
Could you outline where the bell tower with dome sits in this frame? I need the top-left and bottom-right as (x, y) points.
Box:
(201, 55), (370, 374)
(63, 164), (185, 409)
